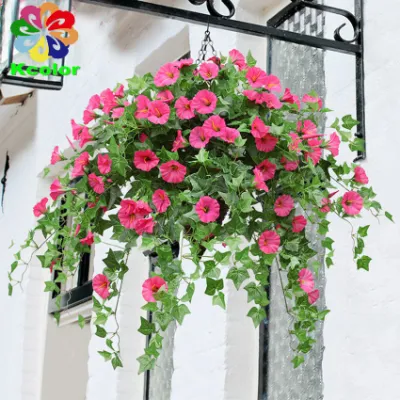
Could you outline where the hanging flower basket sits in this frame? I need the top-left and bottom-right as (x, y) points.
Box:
(10, 49), (391, 373)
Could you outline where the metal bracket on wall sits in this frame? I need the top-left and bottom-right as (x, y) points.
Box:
(79, 0), (366, 159)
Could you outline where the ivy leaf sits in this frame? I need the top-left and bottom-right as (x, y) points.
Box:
(292, 355), (305, 368)
(95, 326), (107, 338)
(244, 282), (269, 306)
(94, 313), (108, 325)
(111, 354), (123, 370)
(321, 237), (334, 251)
(212, 292), (226, 309)
(54, 272), (67, 283)
(385, 211), (394, 222)
(357, 255), (372, 271)
(246, 51), (257, 67)
(172, 304), (191, 325)
(137, 354), (155, 374)
(226, 266), (250, 290)
(247, 306), (266, 327)
(98, 350), (112, 361)
(318, 220), (330, 236)
(138, 316), (156, 336)
(237, 192), (255, 213)
(342, 115), (359, 130)
(8, 283), (13, 296)
(225, 236), (242, 251)
(205, 277), (224, 296)
(78, 314), (86, 329)
(154, 311), (174, 331)
(195, 148), (209, 163)
(181, 282), (195, 303)
(358, 225), (370, 237)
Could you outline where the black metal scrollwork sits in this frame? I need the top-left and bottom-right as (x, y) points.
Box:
(188, 0), (235, 18)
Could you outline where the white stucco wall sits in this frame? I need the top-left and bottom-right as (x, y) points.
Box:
(1, 0), (399, 399)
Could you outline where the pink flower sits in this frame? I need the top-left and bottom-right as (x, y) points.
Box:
(257, 159), (276, 180)
(258, 230), (280, 254)
(292, 215), (307, 233)
(354, 166), (369, 184)
(274, 194), (294, 217)
(264, 75), (281, 92)
(195, 196), (220, 223)
(50, 146), (61, 165)
(308, 289), (320, 305)
(220, 127), (240, 143)
(74, 224), (81, 236)
(298, 120), (318, 138)
(298, 269), (315, 293)
(327, 132), (340, 157)
(229, 49), (247, 70)
(251, 116), (269, 139)
(135, 95), (151, 120)
(254, 168), (269, 192)
(154, 62), (180, 87)
(199, 62), (219, 80)
(88, 173), (105, 194)
(80, 231), (94, 246)
(305, 139), (322, 165)
(156, 90), (174, 103)
(98, 154), (112, 175)
(172, 130), (187, 152)
(263, 93), (282, 109)
(134, 150), (159, 172)
(71, 119), (83, 140)
(66, 135), (76, 151)
(88, 94), (101, 110)
(79, 127), (93, 148)
(243, 90), (264, 104)
(203, 115), (226, 137)
(255, 134), (278, 153)
(100, 88), (118, 113)
(192, 90), (217, 114)
(175, 96), (195, 120)
(302, 93), (323, 110)
(159, 160), (186, 184)
(139, 133), (148, 143)
(83, 109), (96, 124)
(280, 156), (299, 171)
(288, 132), (301, 153)
(175, 58), (193, 69)
(92, 274), (110, 299)
(142, 276), (168, 302)
(152, 189), (171, 213)
(148, 100), (170, 125)
(134, 217), (155, 235)
(320, 191), (339, 213)
(114, 84), (124, 98)
(71, 152), (90, 178)
(342, 191), (363, 215)
(246, 67), (268, 88)
(281, 88), (300, 109)
(50, 179), (64, 200)
(33, 198), (48, 217)
(118, 199), (152, 230)
(189, 127), (210, 148)
(112, 107), (125, 119)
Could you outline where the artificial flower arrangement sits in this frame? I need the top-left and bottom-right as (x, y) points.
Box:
(9, 49), (391, 372)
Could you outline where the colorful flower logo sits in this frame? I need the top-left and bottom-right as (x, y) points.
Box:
(10, 2), (78, 63)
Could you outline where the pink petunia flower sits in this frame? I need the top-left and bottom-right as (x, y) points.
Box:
(154, 63), (180, 87)
(263, 93), (282, 109)
(135, 95), (151, 120)
(354, 166), (369, 184)
(320, 191), (339, 213)
(342, 191), (363, 215)
(229, 49), (247, 70)
(195, 196), (220, 223)
(139, 133), (148, 143)
(71, 152), (90, 178)
(152, 189), (171, 213)
(298, 120), (318, 138)
(50, 179), (65, 201)
(92, 274), (110, 299)
(118, 199), (153, 232)
(88, 173), (105, 194)
(305, 138), (322, 165)
(98, 154), (112, 175)
(254, 168), (269, 192)
(308, 289), (320, 305)
(175, 96), (195, 120)
(288, 132), (301, 153)
(281, 88), (300, 109)
(298, 269), (315, 293)
(258, 230), (280, 254)
(142, 276), (168, 302)
(134, 217), (155, 235)
(243, 90), (264, 104)
(264, 75), (281, 92)
(280, 156), (299, 171)
(172, 130), (187, 152)
(112, 107), (125, 119)
(71, 119), (83, 140)
(203, 115), (226, 137)
(33, 197), (48, 217)
(114, 84), (124, 98)
(246, 67), (268, 88)
(255, 134), (278, 153)
(66, 135), (77, 151)
(160, 161), (187, 184)
(79, 127), (93, 148)
(192, 90), (217, 114)
(302, 93), (323, 110)
(220, 127), (240, 144)
(327, 132), (340, 157)
(88, 94), (101, 110)
(175, 58), (193, 69)
(80, 231), (94, 246)
(257, 159), (276, 180)
(274, 194), (294, 217)
(148, 100), (170, 125)
(156, 90), (174, 103)
(251, 116), (269, 139)
(100, 88), (118, 113)
(189, 127), (210, 149)
(292, 215), (307, 233)
(83, 109), (96, 125)
(133, 150), (160, 172)
(199, 62), (219, 80)
(50, 146), (61, 165)
(75, 224), (81, 237)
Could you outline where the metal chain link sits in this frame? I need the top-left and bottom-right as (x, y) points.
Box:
(196, 27), (218, 64)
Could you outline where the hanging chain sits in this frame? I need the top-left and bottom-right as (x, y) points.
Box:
(196, 26), (217, 64)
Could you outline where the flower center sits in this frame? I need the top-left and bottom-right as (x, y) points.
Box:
(166, 72), (174, 78)
(202, 98), (211, 106)
(151, 284), (159, 293)
(154, 107), (162, 117)
(202, 206), (209, 213)
(100, 282), (107, 289)
(212, 122), (220, 132)
(171, 165), (178, 171)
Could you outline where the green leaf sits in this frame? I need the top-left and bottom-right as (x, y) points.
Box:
(326, 257), (334, 268)
(247, 306), (266, 327)
(244, 282), (269, 306)
(112, 354), (123, 370)
(98, 350), (112, 361)
(226, 266), (250, 290)
(321, 237), (334, 251)
(181, 282), (195, 302)
(318, 220), (330, 236)
(237, 192), (255, 213)
(154, 311), (174, 331)
(54, 272), (67, 283)
(342, 115), (359, 130)
(172, 304), (191, 325)
(137, 354), (155, 374)
(95, 326), (107, 338)
(292, 355), (304, 368)
(225, 236), (242, 251)
(205, 277), (224, 296)
(44, 281), (59, 293)
(94, 313), (108, 325)
(78, 314), (86, 329)
(385, 211), (394, 222)
(212, 292), (226, 309)
(142, 302), (158, 312)
(246, 51), (257, 67)
(8, 283), (13, 296)
(138, 317), (156, 336)
(357, 255), (372, 271)
(358, 225), (370, 237)
(195, 148), (209, 163)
